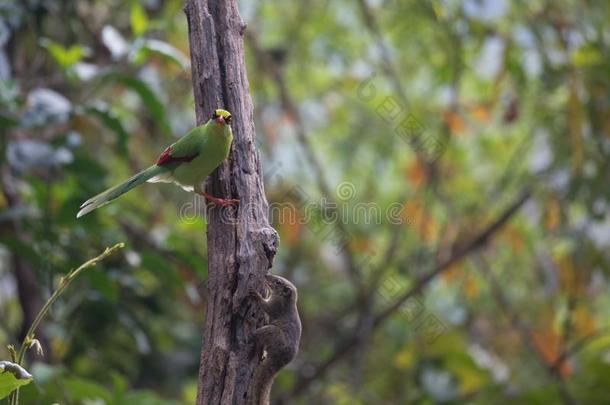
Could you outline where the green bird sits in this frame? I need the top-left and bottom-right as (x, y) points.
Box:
(77, 108), (237, 218)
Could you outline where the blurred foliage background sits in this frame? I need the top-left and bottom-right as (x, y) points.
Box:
(1, 0), (610, 403)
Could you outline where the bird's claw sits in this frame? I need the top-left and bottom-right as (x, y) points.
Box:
(198, 192), (239, 207)
(217, 198), (240, 207)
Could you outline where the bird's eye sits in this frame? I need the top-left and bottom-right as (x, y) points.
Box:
(225, 116), (232, 124)
(212, 111), (218, 119)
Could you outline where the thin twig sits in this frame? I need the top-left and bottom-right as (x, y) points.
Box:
(15, 243), (125, 364)
(8, 243), (124, 405)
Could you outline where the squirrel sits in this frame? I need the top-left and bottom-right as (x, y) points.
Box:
(247, 274), (302, 405)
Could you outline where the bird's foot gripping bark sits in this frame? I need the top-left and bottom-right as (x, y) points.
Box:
(198, 191), (240, 206)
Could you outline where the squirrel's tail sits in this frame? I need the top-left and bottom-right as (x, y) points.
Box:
(247, 359), (278, 405)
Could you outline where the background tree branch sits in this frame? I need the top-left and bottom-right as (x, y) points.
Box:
(287, 188), (531, 398)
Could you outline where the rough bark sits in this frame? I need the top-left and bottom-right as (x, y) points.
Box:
(184, 1), (280, 404)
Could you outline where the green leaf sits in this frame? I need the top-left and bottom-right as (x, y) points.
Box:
(103, 73), (170, 133)
(62, 376), (113, 403)
(130, 3), (149, 37)
(572, 44), (603, 67)
(40, 38), (88, 69)
(0, 361), (33, 399)
(132, 39), (190, 69)
(0, 113), (17, 129)
(84, 104), (129, 156)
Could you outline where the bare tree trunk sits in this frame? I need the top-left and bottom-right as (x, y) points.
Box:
(184, 1), (280, 404)
(1, 168), (45, 349)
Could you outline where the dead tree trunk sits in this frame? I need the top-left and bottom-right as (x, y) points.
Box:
(184, 1), (280, 404)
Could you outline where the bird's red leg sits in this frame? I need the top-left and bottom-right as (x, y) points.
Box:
(197, 191), (239, 207)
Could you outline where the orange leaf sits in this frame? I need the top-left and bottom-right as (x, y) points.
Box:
(279, 207), (303, 246)
(406, 158), (427, 188)
(351, 236), (373, 253)
(464, 274), (479, 298)
(441, 262), (462, 283)
(573, 305), (596, 336)
(404, 200), (438, 242)
(555, 254), (585, 297)
(443, 109), (466, 134)
(531, 329), (572, 376)
(545, 198), (561, 230)
(470, 103), (491, 123)
(502, 225), (525, 251)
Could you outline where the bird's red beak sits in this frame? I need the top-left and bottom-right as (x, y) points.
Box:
(215, 115), (225, 125)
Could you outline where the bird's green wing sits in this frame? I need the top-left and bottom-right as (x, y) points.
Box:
(77, 124), (213, 218)
(156, 125), (207, 166)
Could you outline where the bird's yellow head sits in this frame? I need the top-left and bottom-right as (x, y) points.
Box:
(212, 109), (232, 125)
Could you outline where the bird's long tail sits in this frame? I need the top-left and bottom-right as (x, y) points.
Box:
(77, 165), (167, 218)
